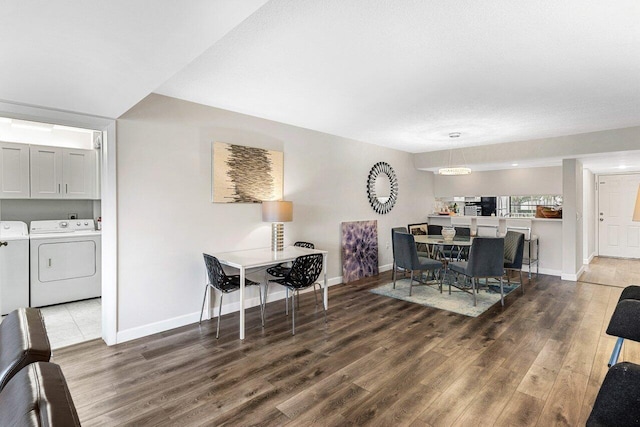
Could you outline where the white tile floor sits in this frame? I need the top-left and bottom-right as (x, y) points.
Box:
(38, 298), (102, 349)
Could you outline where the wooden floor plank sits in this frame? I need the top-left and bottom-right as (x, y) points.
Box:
(49, 269), (635, 426)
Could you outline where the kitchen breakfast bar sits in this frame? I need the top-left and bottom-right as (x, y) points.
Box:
(426, 215), (563, 277)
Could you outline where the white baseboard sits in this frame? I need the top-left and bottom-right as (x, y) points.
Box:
(583, 252), (595, 265)
(116, 277), (343, 344)
(561, 265), (585, 282)
(522, 265), (561, 277)
(379, 263), (393, 273)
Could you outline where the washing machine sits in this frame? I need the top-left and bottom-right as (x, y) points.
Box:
(30, 219), (101, 307)
(0, 221), (30, 315)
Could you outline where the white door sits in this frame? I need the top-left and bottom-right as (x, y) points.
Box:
(30, 146), (63, 198)
(63, 149), (97, 199)
(0, 142), (30, 198)
(598, 173), (640, 258)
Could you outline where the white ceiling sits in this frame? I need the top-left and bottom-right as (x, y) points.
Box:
(0, 0), (268, 118)
(157, 0), (640, 153)
(2, 1), (639, 164)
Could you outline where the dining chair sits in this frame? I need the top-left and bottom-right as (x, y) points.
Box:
(266, 241), (317, 311)
(393, 232), (443, 295)
(427, 224), (443, 236)
(266, 241), (315, 278)
(200, 253), (264, 339)
(267, 253), (325, 335)
(454, 226), (472, 260)
(503, 230), (525, 294)
(392, 227), (409, 278)
(446, 237), (505, 306)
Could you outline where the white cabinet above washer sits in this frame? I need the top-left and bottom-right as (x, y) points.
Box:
(30, 145), (98, 199)
(0, 141), (30, 199)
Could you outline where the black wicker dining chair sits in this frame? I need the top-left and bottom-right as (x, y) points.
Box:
(268, 253), (325, 335)
(266, 241), (319, 311)
(266, 241), (315, 278)
(200, 253), (264, 339)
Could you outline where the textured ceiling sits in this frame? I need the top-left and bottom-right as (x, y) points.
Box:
(3, 1), (639, 159)
(0, 0), (268, 118)
(157, 0), (640, 153)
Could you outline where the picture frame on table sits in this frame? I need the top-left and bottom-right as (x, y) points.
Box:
(407, 223), (428, 235)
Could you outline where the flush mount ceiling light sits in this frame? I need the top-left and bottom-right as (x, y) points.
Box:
(438, 132), (471, 175)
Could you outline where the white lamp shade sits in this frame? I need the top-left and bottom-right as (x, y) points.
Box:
(634, 185), (640, 222)
(262, 201), (293, 222)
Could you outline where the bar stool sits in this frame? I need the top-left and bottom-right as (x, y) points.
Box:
(506, 219), (539, 278)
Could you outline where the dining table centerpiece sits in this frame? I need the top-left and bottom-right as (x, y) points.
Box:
(442, 226), (456, 242)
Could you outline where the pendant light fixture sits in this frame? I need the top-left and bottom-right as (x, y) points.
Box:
(438, 132), (471, 175)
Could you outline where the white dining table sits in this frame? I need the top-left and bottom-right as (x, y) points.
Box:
(207, 246), (328, 340)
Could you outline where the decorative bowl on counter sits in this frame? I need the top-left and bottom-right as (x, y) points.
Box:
(442, 227), (456, 242)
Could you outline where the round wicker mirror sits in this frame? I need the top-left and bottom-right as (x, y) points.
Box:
(367, 162), (398, 214)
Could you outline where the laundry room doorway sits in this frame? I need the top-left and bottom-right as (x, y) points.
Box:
(0, 103), (117, 347)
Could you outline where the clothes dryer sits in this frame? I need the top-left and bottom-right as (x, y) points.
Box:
(0, 221), (29, 315)
(30, 220), (101, 307)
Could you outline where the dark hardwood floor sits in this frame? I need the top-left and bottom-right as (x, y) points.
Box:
(53, 271), (632, 426)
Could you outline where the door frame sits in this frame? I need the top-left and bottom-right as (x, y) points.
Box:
(0, 101), (118, 345)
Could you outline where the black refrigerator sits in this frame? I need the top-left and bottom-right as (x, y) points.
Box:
(481, 197), (497, 216)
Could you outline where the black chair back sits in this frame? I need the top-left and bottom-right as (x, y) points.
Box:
(294, 241), (314, 249)
(455, 227), (471, 237)
(428, 224), (443, 235)
(467, 237), (504, 277)
(203, 253), (239, 292)
(286, 254), (323, 289)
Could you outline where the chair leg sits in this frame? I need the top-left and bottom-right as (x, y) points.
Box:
(409, 271), (414, 296)
(322, 290), (327, 324)
(285, 288), (289, 315)
(199, 283), (209, 324)
(472, 278), (477, 306)
(292, 289), (296, 335)
(499, 276), (504, 306)
(259, 284), (265, 327)
(393, 262), (397, 289)
(216, 293), (224, 339)
(520, 270), (524, 294)
(263, 282), (269, 321)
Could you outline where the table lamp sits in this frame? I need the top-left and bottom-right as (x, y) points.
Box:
(634, 185), (640, 222)
(262, 201), (293, 251)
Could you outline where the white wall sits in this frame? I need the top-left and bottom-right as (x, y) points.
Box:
(433, 166), (562, 197)
(116, 94), (434, 339)
(562, 159), (584, 280)
(415, 126), (640, 169)
(583, 169), (596, 263)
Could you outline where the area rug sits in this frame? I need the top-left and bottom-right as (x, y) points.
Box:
(370, 277), (520, 317)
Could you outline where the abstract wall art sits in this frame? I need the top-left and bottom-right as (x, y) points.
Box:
(341, 220), (379, 283)
(212, 141), (284, 203)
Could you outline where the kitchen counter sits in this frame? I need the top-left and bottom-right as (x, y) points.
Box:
(427, 214), (562, 222)
(425, 215), (562, 276)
